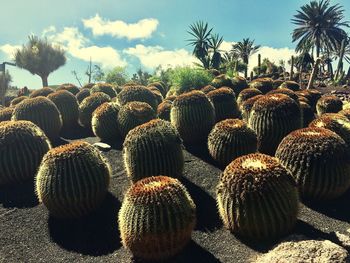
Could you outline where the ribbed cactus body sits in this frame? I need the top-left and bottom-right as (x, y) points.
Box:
(118, 176), (196, 261)
(10, 96), (28, 106)
(276, 127), (350, 200)
(76, 88), (91, 104)
(148, 86), (164, 105)
(296, 89), (321, 110)
(339, 108), (350, 120)
(300, 101), (315, 127)
(298, 95), (310, 105)
(118, 101), (156, 138)
(157, 100), (172, 121)
(279, 81), (301, 91)
(116, 85), (158, 110)
(0, 107), (14, 122)
(57, 83), (80, 95)
(207, 88), (241, 122)
(48, 90), (79, 130)
(123, 119), (184, 182)
(316, 95), (343, 116)
(272, 79), (284, 89)
(248, 94), (302, 155)
(0, 121), (51, 185)
(35, 141), (110, 218)
(92, 102), (120, 142)
(12, 97), (62, 140)
(211, 74), (233, 88)
(216, 153), (298, 241)
(79, 92), (111, 129)
(309, 113), (350, 146)
(249, 78), (274, 94)
(29, 87), (55, 98)
(267, 88), (299, 105)
(147, 82), (167, 97)
(231, 76), (248, 95)
(237, 88), (262, 107)
(170, 90), (215, 144)
(240, 95), (263, 122)
(91, 83), (117, 98)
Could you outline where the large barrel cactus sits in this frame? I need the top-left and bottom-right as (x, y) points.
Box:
(0, 107), (14, 122)
(276, 127), (350, 200)
(123, 119), (184, 182)
(237, 88), (262, 107)
(91, 83), (117, 98)
(240, 95), (263, 122)
(208, 119), (257, 167)
(57, 83), (80, 95)
(231, 76), (248, 95)
(76, 88), (91, 104)
(92, 102), (120, 142)
(216, 153), (298, 241)
(116, 85), (158, 110)
(309, 113), (350, 146)
(170, 90), (215, 144)
(29, 87), (55, 98)
(118, 176), (196, 261)
(12, 96), (62, 140)
(157, 100), (172, 121)
(35, 141), (110, 218)
(10, 96), (28, 107)
(207, 87), (241, 122)
(48, 90), (79, 130)
(79, 92), (111, 129)
(0, 121), (51, 185)
(249, 78), (274, 94)
(279, 81), (300, 91)
(316, 95), (343, 116)
(248, 94), (301, 155)
(118, 101), (156, 138)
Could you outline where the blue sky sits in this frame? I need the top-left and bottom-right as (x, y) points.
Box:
(1, 0), (349, 89)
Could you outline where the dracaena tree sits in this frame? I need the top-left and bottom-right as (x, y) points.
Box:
(15, 35), (66, 87)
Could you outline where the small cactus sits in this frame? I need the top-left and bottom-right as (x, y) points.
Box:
(123, 119), (184, 182)
(118, 101), (156, 138)
(0, 121), (51, 185)
(57, 83), (80, 95)
(249, 78), (274, 94)
(29, 87), (55, 98)
(237, 88), (262, 107)
(116, 85), (158, 110)
(118, 176), (196, 261)
(0, 107), (14, 122)
(279, 81), (301, 91)
(12, 96), (62, 140)
(76, 88), (91, 104)
(216, 153), (298, 241)
(208, 119), (257, 167)
(91, 102), (120, 142)
(316, 95), (343, 116)
(10, 96), (28, 106)
(207, 87), (241, 122)
(35, 141), (110, 218)
(276, 127), (350, 200)
(157, 100), (172, 121)
(170, 90), (215, 144)
(91, 83), (117, 98)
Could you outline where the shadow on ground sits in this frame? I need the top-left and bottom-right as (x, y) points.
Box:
(0, 180), (38, 208)
(60, 124), (94, 140)
(184, 142), (223, 170)
(181, 177), (222, 232)
(48, 192), (121, 256)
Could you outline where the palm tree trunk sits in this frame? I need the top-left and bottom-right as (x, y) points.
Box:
(41, 75), (48, 87)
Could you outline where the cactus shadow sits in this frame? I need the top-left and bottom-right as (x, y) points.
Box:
(181, 177), (222, 232)
(48, 192), (121, 256)
(60, 124), (94, 140)
(0, 180), (38, 208)
(51, 137), (70, 147)
(107, 138), (124, 151)
(184, 142), (223, 170)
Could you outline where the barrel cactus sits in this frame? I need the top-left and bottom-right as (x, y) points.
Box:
(170, 90), (215, 144)
(276, 127), (350, 200)
(207, 87), (241, 122)
(91, 83), (117, 98)
(79, 92), (111, 129)
(91, 102), (120, 142)
(316, 95), (343, 116)
(118, 176), (196, 261)
(272, 79), (284, 89)
(279, 81), (301, 91)
(148, 86), (164, 105)
(241, 95), (263, 122)
(76, 88), (91, 104)
(231, 76), (248, 95)
(147, 82), (167, 97)
(211, 74), (233, 88)
(10, 96), (28, 106)
(57, 83), (80, 95)
(249, 78), (274, 94)
(157, 100), (172, 121)
(0, 107), (14, 122)
(216, 153), (298, 241)
(296, 89), (321, 109)
(339, 108), (350, 120)
(248, 94), (301, 155)
(237, 88), (263, 107)
(35, 141), (110, 218)
(267, 88), (299, 104)
(208, 119), (257, 167)
(0, 121), (51, 185)
(118, 101), (156, 138)
(309, 113), (350, 146)
(116, 85), (158, 110)
(48, 90), (79, 130)
(12, 96), (62, 140)
(201, 85), (216, 94)
(300, 101), (315, 127)
(298, 95), (310, 105)
(29, 87), (55, 98)
(82, 83), (95, 89)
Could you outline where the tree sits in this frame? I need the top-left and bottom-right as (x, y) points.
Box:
(231, 38), (260, 78)
(14, 36), (66, 87)
(0, 70), (12, 106)
(131, 68), (152, 85)
(220, 51), (247, 77)
(104, 67), (129, 86)
(292, 0), (349, 58)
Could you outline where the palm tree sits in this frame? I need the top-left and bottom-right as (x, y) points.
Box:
(292, 0), (349, 58)
(231, 38), (260, 78)
(15, 35), (66, 87)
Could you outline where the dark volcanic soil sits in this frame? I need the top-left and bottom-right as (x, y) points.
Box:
(1, 136), (350, 263)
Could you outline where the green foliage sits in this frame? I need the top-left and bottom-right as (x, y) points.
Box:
(131, 68), (152, 85)
(253, 58), (279, 75)
(103, 66), (129, 86)
(36, 141), (110, 218)
(118, 176), (196, 261)
(14, 35), (66, 87)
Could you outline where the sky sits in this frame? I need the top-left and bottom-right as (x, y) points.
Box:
(0, 0), (349, 89)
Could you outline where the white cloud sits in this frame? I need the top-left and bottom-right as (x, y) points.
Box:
(124, 44), (197, 69)
(83, 14), (159, 40)
(44, 26), (126, 68)
(220, 41), (234, 52)
(0, 44), (21, 59)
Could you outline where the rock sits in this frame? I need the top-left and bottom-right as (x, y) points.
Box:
(93, 142), (111, 151)
(255, 235), (349, 263)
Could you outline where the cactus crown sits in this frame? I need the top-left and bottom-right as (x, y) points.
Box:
(10, 96), (28, 106)
(76, 88), (91, 102)
(93, 101), (118, 115)
(241, 95), (264, 111)
(318, 95), (342, 108)
(172, 90), (209, 106)
(207, 87), (236, 101)
(48, 89), (76, 101)
(201, 85), (216, 94)
(279, 81), (300, 91)
(44, 141), (98, 160)
(57, 83), (80, 95)
(29, 87), (55, 98)
(124, 101), (154, 117)
(117, 85), (157, 109)
(267, 88), (299, 103)
(252, 94), (299, 113)
(81, 92), (111, 105)
(91, 83), (116, 98)
(238, 88), (262, 101)
(215, 119), (249, 132)
(0, 107), (14, 122)
(310, 113), (349, 128)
